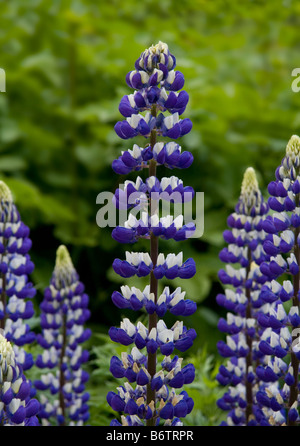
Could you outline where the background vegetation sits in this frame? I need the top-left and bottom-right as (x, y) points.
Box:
(1, 0), (300, 425)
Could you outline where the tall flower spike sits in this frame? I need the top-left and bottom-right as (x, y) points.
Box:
(34, 245), (91, 425)
(108, 42), (196, 426)
(0, 331), (40, 425)
(217, 167), (273, 425)
(0, 181), (36, 371)
(256, 135), (300, 425)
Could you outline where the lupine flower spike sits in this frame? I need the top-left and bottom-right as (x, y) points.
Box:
(34, 245), (91, 425)
(255, 135), (300, 425)
(0, 331), (40, 425)
(108, 42), (196, 426)
(0, 181), (36, 371)
(216, 167), (274, 425)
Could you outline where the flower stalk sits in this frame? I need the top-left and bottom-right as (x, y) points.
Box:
(256, 135), (300, 425)
(217, 167), (271, 425)
(0, 181), (36, 371)
(35, 245), (91, 425)
(146, 107), (159, 426)
(108, 41), (196, 426)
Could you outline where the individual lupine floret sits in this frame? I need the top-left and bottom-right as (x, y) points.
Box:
(34, 245), (91, 425)
(255, 135), (300, 425)
(0, 181), (36, 371)
(216, 167), (271, 425)
(0, 331), (39, 425)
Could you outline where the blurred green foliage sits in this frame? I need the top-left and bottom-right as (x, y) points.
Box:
(1, 0), (300, 425)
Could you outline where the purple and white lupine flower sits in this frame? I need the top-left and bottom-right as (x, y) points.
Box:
(115, 111), (192, 141)
(112, 214), (195, 244)
(107, 384), (193, 424)
(112, 142), (193, 175)
(112, 251), (196, 280)
(0, 331), (40, 425)
(111, 285), (197, 317)
(112, 175), (195, 243)
(216, 167), (277, 425)
(34, 245), (91, 426)
(255, 135), (300, 425)
(108, 41), (196, 426)
(109, 318), (196, 356)
(113, 176), (194, 210)
(0, 181), (36, 372)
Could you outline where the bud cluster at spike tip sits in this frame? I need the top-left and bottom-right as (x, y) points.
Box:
(0, 181), (36, 372)
(115, 42), (192, 141)
(108, 41), (197, 426)
(0, 332), (40, 425)
(34, 245), (91, 425)
(249, 135), (300, 425)
(216, 167), (283, 425)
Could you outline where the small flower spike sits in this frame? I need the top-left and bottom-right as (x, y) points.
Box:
(217, 167), (274, 425)
(0, 331), (40, 425)
(109, 42), (196, 426)
(0, 181), (36, 371)
(255, 135), (300, 425)
(34, 245), (91, 425)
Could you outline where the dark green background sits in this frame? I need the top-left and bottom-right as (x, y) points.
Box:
(1, 0), (300, 425)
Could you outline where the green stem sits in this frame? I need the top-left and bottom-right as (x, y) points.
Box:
(146, 106), (158, 426)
